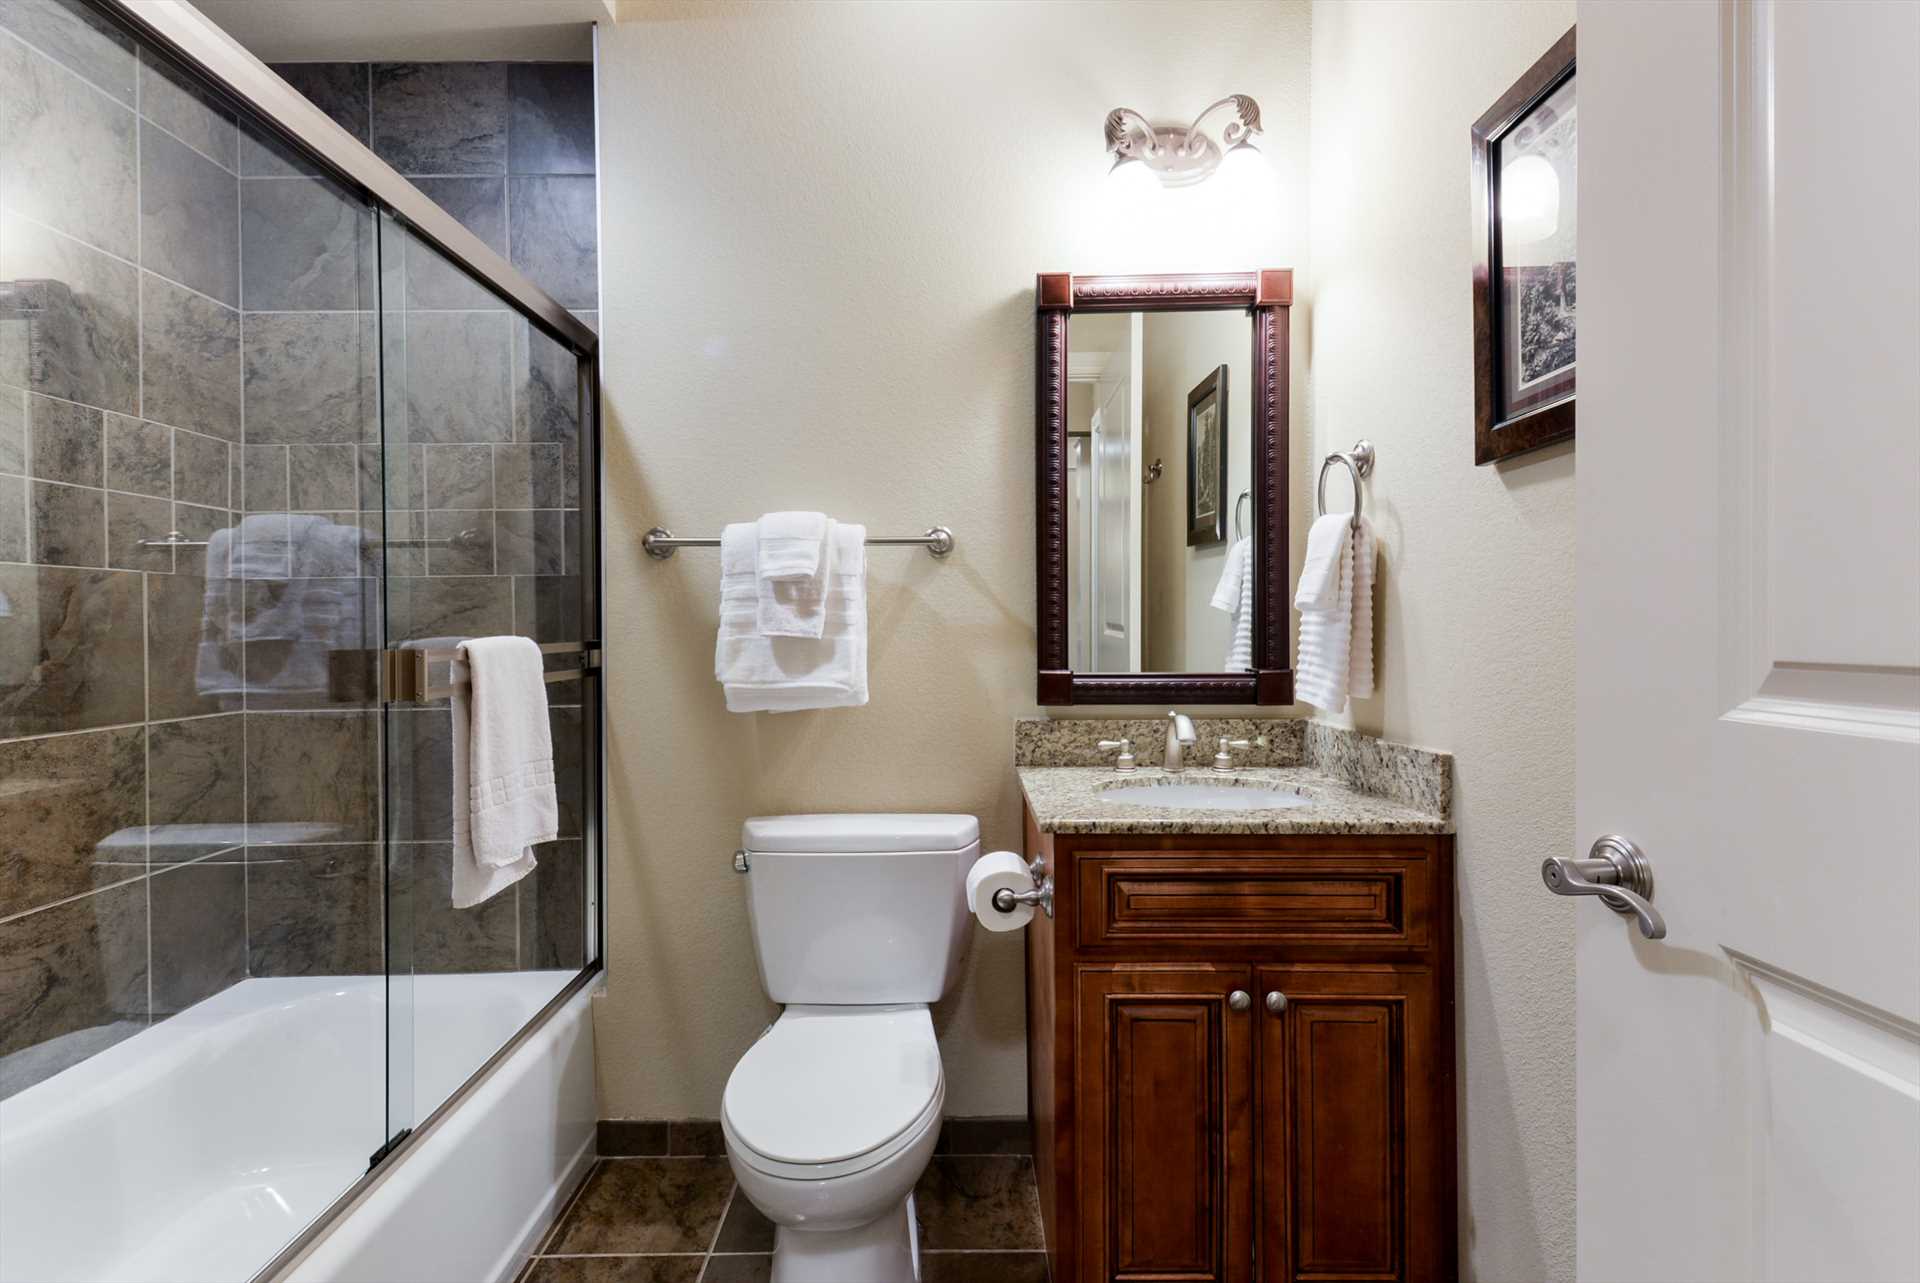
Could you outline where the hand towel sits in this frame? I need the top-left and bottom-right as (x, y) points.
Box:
(1208, 536), (1255, 671)
(756, 513), (836, 639)
(717, 522), (868, 712)
(451, 635), (555, 908)
(1293, 514), (1376, 712)
(1294, 512), (1352, 611)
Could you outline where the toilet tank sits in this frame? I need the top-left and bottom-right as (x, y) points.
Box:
(740, 814), (979, 1005)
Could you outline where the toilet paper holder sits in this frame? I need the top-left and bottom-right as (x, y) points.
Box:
(991, 857), (1055, 920)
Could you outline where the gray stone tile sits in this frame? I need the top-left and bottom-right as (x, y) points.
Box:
(370, 62), (507, 175)
(388, 708), (450, 840)
(167, 501), (234, 577)
(405, 179), (506, 310)
(103, 414), (169, 497)
(244, 63), (367, 177)
(288, 515), (373, 579)
(240, 174), (373, 311)
(287, 442), (358, 511)
(106, 488), (170, 571)
(0, 387), (25, 473)
(0, 215), (140, 414)
(423, 442), (493, 510)
(245, 710), (378, 841)
(512, 574), (582, 644)
(0, 879), (147, 1101)
(360, 442), (422, 512)
(0, 725), (145, 919)
(241, 444), (287, 511)
(245, 843), (381, 977)
(395, 841), (517, 974)
(27, 394), (101, 485)
(137, 48), (236, 170)
(236, 570), (378, 705)
(508, 176), (597, 309)
(30, 479), (102, 565)
(514, 315), (582, 445)
(426, 509), (493, 575)
(242, 312), (377, 443)
(172, 427), (228, 508)
(149, 858), (244, 1015)
(493, 443), (563, 509)
(508, 62), (594, 176)
(139, 274), (241, 439)
(140, 121), (239, 305)
(521, 839), (583, 971)
(0, 474), (25, 560)
(234, 510), (290, 578)
(147, 565), (233, 720)
(0, 31), (138, 258)
(147, 713), (244, 860)
(406, 311), (511, 444)
(0, 0), (135, 104)
(386, 575), (512, 642)
(497, 508), (562, 576)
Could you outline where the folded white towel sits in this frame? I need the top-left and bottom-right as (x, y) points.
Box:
(1294, 512), (1351, 611)
(756, 513), (835, 639)
(1209, 536), (1255, 670)
(451, 636), (555, 908)
(1293, 514), (1376, 712)
(717, 522), (868, 712)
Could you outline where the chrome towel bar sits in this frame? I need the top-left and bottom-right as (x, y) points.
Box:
(1316, 439), (1376, 532)
(138, 527), (488, 551)
(642, 525), (955, 560)
(382, 640), (601, 703)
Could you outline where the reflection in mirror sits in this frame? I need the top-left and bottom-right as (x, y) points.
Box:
(1066, 310), (1253, 674)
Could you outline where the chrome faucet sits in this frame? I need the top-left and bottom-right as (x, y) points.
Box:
(1164, 711), (1198, 773)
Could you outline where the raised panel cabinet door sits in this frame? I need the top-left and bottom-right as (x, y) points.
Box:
(1257, 964), (1450, 1283)
(1074, 964), (1255, 1283)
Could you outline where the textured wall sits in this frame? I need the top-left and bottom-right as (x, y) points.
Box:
(594, 0), (1313, 1119)
(1307, 3), (1577, 1279)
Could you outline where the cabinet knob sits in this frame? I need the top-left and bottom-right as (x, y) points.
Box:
(1266, 990), (1287, 1013)
(1228, 990), (1251, 1012)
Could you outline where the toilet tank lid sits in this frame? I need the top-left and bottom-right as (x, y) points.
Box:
(742, 813), (979, 853)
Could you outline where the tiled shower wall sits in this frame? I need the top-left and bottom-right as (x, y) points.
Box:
(0, 0), (595, 1100)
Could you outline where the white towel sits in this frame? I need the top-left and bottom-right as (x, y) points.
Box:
(716, 522), (868, 712)
(451, 635), (555, 908)
(1294, 512), (1350, 611)
(756, 512), (835, 639)
(1209, 537), (1255, 671)
(1293, 514), (1376, 712)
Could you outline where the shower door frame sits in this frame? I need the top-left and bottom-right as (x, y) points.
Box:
(83, 3), (608, 1279)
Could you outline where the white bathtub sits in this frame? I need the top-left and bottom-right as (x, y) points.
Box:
(0, 971), (594, 1283)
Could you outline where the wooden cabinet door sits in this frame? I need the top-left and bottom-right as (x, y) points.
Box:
(1074, 964), (1254, 1283)
(1256, 963), (1451, 1283)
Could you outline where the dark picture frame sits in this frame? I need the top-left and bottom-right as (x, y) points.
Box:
(1035, 271), (1293, 706)
(1186, 365), (1228, 547)
(1472, 25), (1576, 465)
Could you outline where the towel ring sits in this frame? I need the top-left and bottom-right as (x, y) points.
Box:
(1233, 490), (1251, 540)
(1316, 439), (1376, 531)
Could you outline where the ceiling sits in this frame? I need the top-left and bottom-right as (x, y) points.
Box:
(181, 0), (613, 62)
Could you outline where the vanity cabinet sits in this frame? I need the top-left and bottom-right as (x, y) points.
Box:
(1025, 807), (1457, 1283)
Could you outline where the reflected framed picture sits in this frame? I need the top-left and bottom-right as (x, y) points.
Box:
(1472, 26), (1576, 465)
(1187, 364), (1228, 546)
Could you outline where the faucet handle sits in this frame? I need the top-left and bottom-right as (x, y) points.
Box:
(1096, 738), (1137, 773)
(1212, 737), (1254, 772)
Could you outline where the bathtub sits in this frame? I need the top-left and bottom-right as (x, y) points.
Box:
(0, 970), (595, 1283)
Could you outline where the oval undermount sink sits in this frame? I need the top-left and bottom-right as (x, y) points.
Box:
(1099, 781), (1312, 811)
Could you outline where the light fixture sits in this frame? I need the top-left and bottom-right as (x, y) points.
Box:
(1104, 94), (1263, 188)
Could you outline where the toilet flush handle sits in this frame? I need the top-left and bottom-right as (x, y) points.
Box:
(733, 850), (750, 873)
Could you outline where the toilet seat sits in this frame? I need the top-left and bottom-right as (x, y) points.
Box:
(723, 1005), (943, 1182)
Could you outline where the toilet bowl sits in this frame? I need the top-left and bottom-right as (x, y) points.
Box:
(722, 814), (978, 1282)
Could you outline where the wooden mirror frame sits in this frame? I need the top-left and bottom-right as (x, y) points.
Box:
(1035, 270), (1294, 705)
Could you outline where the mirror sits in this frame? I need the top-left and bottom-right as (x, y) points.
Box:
(1036, 271), (1293, 705)
(1066, 311), (1253, 673)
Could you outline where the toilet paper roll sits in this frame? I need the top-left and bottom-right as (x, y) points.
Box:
(967, 850), (1036, 932)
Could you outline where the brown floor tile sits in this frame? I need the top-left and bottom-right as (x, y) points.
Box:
(546, 1157), (733, 1254)
(597, 1118), (669, 1156)
(699, 1256), (773, 1283)
(914, 1155), (1046, 1251)
(668, 1119), (725, 1155)
(712, 1191), (777, 1252)
(935, 1117), (1033, 1155)
(921, 1252), (1051, 1283)
(523, 1259), (702, 1283)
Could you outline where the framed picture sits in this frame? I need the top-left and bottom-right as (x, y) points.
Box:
(1186, 364), (1228, 546)
(1472, 26), (1576, 464)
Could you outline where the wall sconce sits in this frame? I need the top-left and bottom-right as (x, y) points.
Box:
(1104, 94), (1263, 188)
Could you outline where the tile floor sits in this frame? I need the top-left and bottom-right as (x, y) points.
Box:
(516, 1119), (1049, 1282)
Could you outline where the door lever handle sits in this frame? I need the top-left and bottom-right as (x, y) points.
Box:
(1542, 835), (1667, 940)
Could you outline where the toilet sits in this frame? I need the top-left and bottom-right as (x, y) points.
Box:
(721, 813), (979, 1283)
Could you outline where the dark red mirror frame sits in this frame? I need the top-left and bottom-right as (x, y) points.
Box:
(1035, 270), (1294, 706)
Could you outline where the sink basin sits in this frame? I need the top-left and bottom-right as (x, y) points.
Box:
(1099, 781), (1312, 811)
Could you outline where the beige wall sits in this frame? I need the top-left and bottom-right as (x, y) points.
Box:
(1308, 3), (1577, 1280)
(595, 0), (1312, 1119)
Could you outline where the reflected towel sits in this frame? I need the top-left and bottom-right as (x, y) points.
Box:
(1209, 537), (1255, 670)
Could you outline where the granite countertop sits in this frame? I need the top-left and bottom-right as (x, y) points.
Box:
(1017, 765), (1453, 836)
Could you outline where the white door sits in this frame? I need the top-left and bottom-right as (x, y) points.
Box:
(1091, 316), (1144, 671)
(1576, 3), (1920, 1281)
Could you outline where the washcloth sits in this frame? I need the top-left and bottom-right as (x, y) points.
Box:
(1294, 511), (1350, 611)
(1293, 514), (1376, 712)
(1209, 536), (1255, 671)
(717, 522), (868, 712)
(451, 635), (555, 908)
(755, 512), (835, 638)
